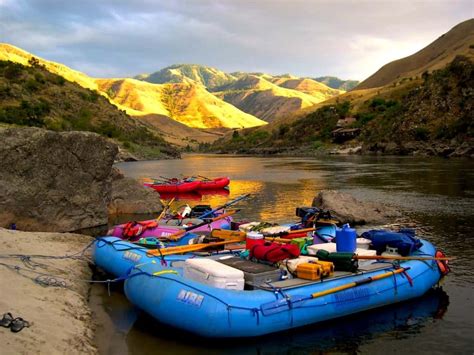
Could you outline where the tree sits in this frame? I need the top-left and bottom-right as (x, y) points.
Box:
(28, 57), (41, 67)
(232, 130), (240, 139)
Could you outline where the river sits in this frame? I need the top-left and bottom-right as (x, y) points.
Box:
(92, 154), (474, 354)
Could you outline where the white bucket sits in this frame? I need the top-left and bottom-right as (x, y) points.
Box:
(356, 238), (372, 250)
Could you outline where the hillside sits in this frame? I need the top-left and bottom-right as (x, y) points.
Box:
(0, 43), (99, 91)
(136, 113), (227, 147)
(0, 44), (266, 136)
(356, 18), (474, 89)
(138, 64), (344, 122)
(0, 60), (179, 159)
(137, 64), (236, 89)
(208, 55), (473, 157)
(315, 76), (359, 91)
(213, 74), (341, 122)
(97, 78), (266, 129)
(270, 77), (343, 99)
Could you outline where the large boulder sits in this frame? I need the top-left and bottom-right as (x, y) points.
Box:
(108, 168), (163, 215)
(312, 190), (401, 225)
(0, 127), (118, 232)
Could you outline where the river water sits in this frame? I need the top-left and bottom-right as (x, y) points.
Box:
(93, 154), (474, 354)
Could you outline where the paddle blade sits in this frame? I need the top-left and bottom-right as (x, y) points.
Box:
(260, 295), (307, 316)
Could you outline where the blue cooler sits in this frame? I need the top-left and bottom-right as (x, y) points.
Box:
(336, 224), (357, 252)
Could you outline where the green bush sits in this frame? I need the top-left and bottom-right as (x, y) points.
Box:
(25, 78), (39, 91)
(3, 62), (23, 80)
(413, 127), (430, 141)
(34, 72), (46, 84)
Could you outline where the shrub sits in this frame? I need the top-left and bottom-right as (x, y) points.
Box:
(25, 78), (39, 91)
(413, 127), (429, 141)
(3, 63), (23, 80)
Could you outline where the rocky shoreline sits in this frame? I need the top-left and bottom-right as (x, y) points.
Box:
(211, 139), (474, 158)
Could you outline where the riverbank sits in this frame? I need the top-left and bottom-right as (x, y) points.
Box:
(0, 228), (97, 355)
(208, 139), (473, 158)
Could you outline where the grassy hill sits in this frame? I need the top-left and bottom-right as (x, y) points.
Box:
(97, 78), (266, 129)
(314, 76), (359, 91)
(356, 19), (474, 89)
(213, 74), (341, 122)
(137, 64), (236, 89)
(0, 44), (266, 139)
(207, 55), (473, 156)
(0, 60), (179, 159)
(139, 64), (344, 122)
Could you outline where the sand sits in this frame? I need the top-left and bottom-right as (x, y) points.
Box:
(0, 228), (97, 355)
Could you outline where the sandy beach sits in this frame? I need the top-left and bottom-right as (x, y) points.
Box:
(0, 228), (97, 355)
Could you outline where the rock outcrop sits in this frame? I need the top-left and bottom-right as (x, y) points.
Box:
(0, 127), (117, 232)
(312, 190), (401, 225)
(108, 168), (163, 215)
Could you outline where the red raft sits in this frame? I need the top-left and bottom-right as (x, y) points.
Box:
(144, 180), (201, 193)
(197, 176), (230, 190)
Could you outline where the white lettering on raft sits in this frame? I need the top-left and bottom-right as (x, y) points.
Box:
(177, 289), (204, 307)
(122, 251), (142, 263)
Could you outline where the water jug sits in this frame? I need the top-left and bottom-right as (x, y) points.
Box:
(336, 224), (357, 252)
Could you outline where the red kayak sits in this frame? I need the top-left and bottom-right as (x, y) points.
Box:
(197, 177), (230, 190)
(144, 180), (201, 193)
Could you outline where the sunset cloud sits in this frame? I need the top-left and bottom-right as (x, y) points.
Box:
(0, 0), (471, 80)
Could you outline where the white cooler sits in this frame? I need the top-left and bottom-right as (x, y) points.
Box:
(354, 248), (377, 268)
(354, 249), (377, 256)
(184, 258), (245, 290)
(307, 242), (338, 255)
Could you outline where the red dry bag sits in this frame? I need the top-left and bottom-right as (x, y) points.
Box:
(250, 242), (300, 263)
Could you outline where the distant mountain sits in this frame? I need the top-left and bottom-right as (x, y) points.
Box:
(138, 64), (343, 122)
(0, 44), (266, 143)
(356, 18), (474, 89)
(210, 55), (473, 156)
(137, 64), (236, 89)
(208, 19), (474, 156)
(213, 74), (341, 122)
(314, 76), (359, 91)
(96, 78), (266, 129)
(269, 77), (343, 99)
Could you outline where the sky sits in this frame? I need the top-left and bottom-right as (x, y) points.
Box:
(0, 0), (472, 80)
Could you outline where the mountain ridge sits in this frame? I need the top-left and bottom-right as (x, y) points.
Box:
(356, 18), (474, 89)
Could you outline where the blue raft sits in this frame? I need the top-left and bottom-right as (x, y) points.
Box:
(92, 236), (196, 277)
(123, 239), (443, 338)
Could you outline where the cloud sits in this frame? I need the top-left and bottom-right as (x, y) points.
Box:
(1, 0), (472, 80)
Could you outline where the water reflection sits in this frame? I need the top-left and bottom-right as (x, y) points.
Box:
(94, 284), (449, 355)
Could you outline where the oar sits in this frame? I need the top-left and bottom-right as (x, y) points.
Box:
(198, 194), (250, 219)
(353, 254), (454, 261)
(147, 239), (242, 256)
(261, 267), (409, 315)
(309, 267), (408, 299)
(156, 197), (175, 223)
(197, 175), (212, 181)
(165, 209), (240, 241)
(264, 237), (292, 243)
(210, 229), (247, 241)
(264, 227), (316, 238)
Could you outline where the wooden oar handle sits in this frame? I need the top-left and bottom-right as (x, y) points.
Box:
(354, 255), (454, 261)
(310, 267), (407, 299)
(147, 239), (242, 257)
